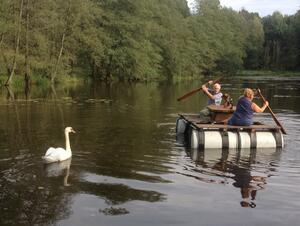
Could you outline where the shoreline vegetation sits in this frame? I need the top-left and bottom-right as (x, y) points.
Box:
(237, 70), (300, 77)
(1, 70), (300, 90)
(0, 0), (299, 87)
(0, 74), (87, 89)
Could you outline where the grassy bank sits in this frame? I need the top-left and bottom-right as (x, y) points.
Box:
(0, 74), (87, 89)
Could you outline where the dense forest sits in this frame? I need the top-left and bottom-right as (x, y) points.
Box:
(0, 0), (299, 85)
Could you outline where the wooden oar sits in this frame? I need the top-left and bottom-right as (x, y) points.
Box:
(256, 88), (287, 135)
(177, 77), (222, 102)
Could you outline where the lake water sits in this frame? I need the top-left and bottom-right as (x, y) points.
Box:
(0, 76), (299, 226)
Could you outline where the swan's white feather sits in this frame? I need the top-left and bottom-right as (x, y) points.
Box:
(43, 147), (71, 163)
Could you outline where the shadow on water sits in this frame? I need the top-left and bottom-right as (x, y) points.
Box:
(183, 146), (282, 208)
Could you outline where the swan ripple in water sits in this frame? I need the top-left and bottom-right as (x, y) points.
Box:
(43, 127), (76, 163)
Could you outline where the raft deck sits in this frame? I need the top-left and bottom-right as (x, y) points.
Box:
(179, 114), (281, 132)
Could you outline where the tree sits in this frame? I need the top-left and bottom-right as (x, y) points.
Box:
(262, 12), (288, 69)
(5, 0), (24, 86)
(190, 0), (248, 75)
(240, 10), (264, 69)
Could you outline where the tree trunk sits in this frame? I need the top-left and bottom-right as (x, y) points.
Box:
(5, 0), (24, 86)
(272, 40), (277, 68)
(51, 0), (71, 84)
(6, 86), (15, 101)
(0, 34), (2, 46)
(276, 41), (280, 68)
(0, 34), (11, 75)
(24, 0), (31, 87)
(263, 41), (271, 69)
(51, 32), (65, 84)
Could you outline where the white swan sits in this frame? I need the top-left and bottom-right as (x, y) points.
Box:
(43, 127), (75, 163)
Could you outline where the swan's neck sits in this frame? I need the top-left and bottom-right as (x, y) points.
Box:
(65, 131), (71, 151)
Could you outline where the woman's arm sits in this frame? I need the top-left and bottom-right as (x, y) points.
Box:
(251, 101), (269, 113)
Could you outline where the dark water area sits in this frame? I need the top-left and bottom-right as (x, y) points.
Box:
(0, 76), (299, 226)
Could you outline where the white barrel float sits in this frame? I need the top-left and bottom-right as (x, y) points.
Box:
(176, 118), (187, 134)
(189, 128), (284, 149)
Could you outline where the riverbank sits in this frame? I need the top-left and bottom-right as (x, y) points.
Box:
(1, 70), (300, 89)
(237, 70), (300, 77)
(0, 74), (87, 89)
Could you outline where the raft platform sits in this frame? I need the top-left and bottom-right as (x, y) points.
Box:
(176, 113), (284, 149)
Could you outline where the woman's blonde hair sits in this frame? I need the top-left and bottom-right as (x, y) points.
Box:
(244, 88), (254, 98)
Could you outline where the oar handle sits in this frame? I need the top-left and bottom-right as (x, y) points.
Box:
(256, 88), (287, 135)
(202, 76), (222, 90)
(177, 76), (223, 102)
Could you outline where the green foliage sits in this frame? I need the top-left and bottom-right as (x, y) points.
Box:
(262, 11), (300, 70)
(32, 74), (50, 87)
(0, 0), (299, 85)
(240, 10), (264, 69)
(190, 1), (249, 75)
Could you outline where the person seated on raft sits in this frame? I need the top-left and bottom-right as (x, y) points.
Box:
(199, 81), (223, 123)
(227, 88), (269, 126)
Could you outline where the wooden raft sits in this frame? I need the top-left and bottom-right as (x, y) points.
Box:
(179, 114), (281, 132)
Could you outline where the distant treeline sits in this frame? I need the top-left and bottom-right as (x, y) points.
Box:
(0, 0), (299, 85)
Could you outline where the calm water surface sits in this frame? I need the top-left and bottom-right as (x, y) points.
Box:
(0, 76), (299, 226)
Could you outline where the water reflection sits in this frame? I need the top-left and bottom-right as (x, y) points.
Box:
(230, 161), (266, 208)
(0, 77), (299, 226)
(44, 158), (72, 186)
(80, 175), (166, 206)
(99, 206), (130, 216)
(188, 147), (281, 208)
